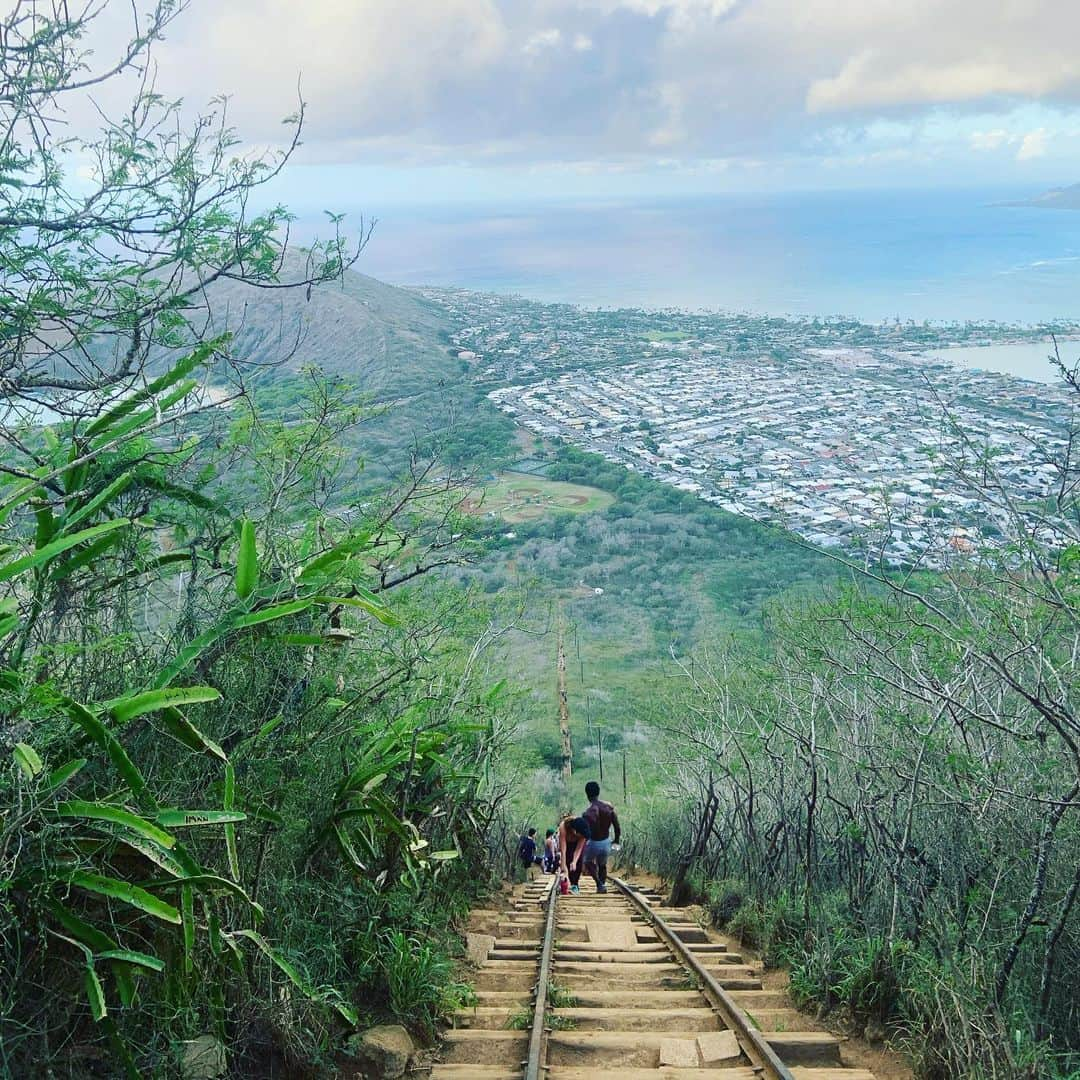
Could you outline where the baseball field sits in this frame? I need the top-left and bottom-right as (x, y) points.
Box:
(463, 473), (615, 523)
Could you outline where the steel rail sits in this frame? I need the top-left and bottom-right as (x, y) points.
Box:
(612, 876), (796, 1080)
(524, 878), (558, 1080)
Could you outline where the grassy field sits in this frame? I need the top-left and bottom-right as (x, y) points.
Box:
(464, 472), (615, 523)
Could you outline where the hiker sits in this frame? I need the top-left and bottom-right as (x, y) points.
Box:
(581, 780), (621, 894)
(557, 815), (592, 894)
(542, 828), (559, 874)
(517, 827), (538, 879)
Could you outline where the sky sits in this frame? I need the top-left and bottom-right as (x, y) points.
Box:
(86, 0), (1080, 207)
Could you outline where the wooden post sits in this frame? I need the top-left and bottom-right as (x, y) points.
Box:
(622, 749), (628, 804)
(557, 618), (572, 781)
(596, 726), (603, 781)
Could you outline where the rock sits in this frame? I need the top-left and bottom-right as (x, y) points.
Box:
(465, 932), (495, 965)
(864, 1017), (887, 1044)
(347, 1024), (415, 1079)
(180, 1036), (226, 1080)
(659, 1037), (700, 1067)
(697, 1030), (741, 1064)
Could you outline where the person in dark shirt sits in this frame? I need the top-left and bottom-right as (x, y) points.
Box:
(581, 780), (621, 893)
(517, 827), (538, 878)
(557, 815), (592, 894)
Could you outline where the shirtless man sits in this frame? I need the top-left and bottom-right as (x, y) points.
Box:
(581, 780), (621, 894)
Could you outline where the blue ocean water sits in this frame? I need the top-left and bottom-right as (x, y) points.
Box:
(352, 187), (1080, 325)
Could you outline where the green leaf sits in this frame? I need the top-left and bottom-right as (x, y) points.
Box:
(63, 472), (134, 531)
(63, 698), (149, 801)
(97, 949), (165, 973)
(108, 686), (222, 725)
(297, 532), (372, 581)
(155, 809), (246, 828)
(89, 380), (198, 451)
(153, 601), (313, 689)
(44, 901), (117, 953)
(182, 885), (195, 975)
(85, 343), (215, 439)
(13, 741), (43, 778)
(0, 520), (130, 584)
(231, 599), (313, 630)
(224, 764), (240, 882)
(236, 519), (258, 599)
(69, 871), (181, 924)
(56, 800), (176, 849)
(232, 929), (357, 1025)
(85, 965), (107, 1022)
(312, 590), (397, 626)
(48, 531), (124, 582)
(155, 707), (227, 760)
(46, 758), (87, 792)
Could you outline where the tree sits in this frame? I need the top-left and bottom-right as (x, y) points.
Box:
(0, 4), (515, 1072)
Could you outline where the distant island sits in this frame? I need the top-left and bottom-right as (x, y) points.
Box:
(1002, 181), (1080, 209)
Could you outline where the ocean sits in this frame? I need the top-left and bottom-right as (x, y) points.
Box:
(353, 187), (1080, 330)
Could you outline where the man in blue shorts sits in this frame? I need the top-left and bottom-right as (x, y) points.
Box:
(581, 780), (621, 894)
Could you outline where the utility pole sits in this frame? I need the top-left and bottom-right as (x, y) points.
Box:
(596, 726), (603, 781)
(556, 616), (572, 782)
(622, 749), (628, 804)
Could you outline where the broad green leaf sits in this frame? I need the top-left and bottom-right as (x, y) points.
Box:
(13, 741), (43, 778)
(48, 531), (124, 582)
(155, 707), (227, 760)
(429, 850), (460, 861)
(63, 698), (149, 801)
(56, 800), (176, 849)
(108, 686), (221, 725)
(85, 344), (214, 439)
(155, 809), (246, 828)
(155, 874), (264, 917)
(312, 591), (397, 626)
(63, 472), (133, 531)
(0, 520), (130, 584)
(97, 949), (165, 973)
(224, 764), (240, 882)
(235, 519), (257, 599)
(46, 758), (87, 791)
(153, 601), (313, 689)
(85, 965), (107, 1022)
(111, 830), (190, 878)
(112, 965), (137, 1008)
(297, 532), (372, 581)
(231, 599), (312, 630)
(44, 901), (117, 953)
(88, 380), (198, 450)
(69, 871), (181, 924)
(181, 885), (195, 975)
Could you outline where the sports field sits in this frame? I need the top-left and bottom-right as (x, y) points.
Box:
(463, 473), (615, 523)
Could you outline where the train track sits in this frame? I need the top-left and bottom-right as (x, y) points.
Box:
(434, 875), (878, 1080)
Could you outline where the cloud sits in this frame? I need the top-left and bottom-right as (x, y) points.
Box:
(523, 28), (563, 54)
(970, 129), (1010, 152)
(1017, 129), (1048, 160)
(115, 0), (1080, 177)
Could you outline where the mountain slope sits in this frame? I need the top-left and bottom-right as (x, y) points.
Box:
(194, 256), (512, 474)
(205, 258), (456, 398)
(1007, 182), (1080, 210)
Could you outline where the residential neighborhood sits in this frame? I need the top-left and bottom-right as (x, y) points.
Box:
(423, 288), (1079, 567)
